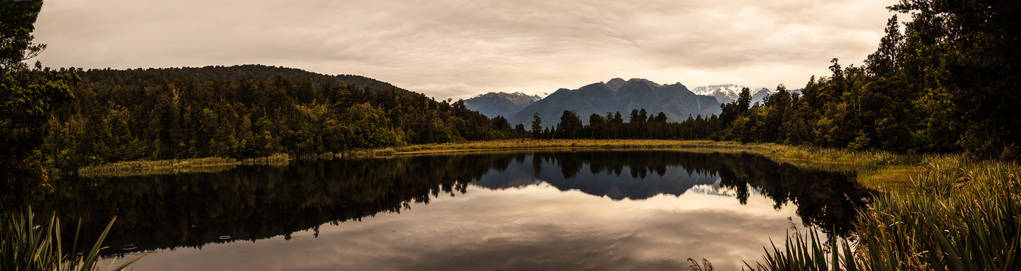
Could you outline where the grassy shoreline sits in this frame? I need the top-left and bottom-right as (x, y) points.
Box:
(75, 139), (917, 191)
(77, 153), (292, 177)
(379, 139), (917, 191)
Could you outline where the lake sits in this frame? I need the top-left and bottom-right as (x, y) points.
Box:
(37, 151), (871, 270)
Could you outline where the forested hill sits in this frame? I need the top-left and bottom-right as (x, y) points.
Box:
(40, 65), (517, 169)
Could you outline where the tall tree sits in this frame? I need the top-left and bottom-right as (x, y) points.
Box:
(1, 0), (46, 72)
(629, 109), (640, 123)
(589, 113), (606, 127)
(491, 116), (511, 131)
(557, 110), (583, 138)
(1, 0), (76, 182)
(653, 112), (668, 123)
(890, 0), (1021, 159)
(736, 88), (752, 112)
(531, 112), (542, 138)
(865, 15), (902, 76)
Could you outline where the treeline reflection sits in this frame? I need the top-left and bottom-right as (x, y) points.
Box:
(19, 151), (870, 255)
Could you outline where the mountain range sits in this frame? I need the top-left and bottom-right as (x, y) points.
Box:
(465, 78), (721, 127)
(463, 92), (542, 119)
(512, 78), (722, 127)
(463, 79), (807, 127)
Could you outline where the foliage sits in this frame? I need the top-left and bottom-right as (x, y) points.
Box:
(537, 109), (724, 140)
(0, 0), (46, 72)
(1, 0), (76, 185)
(36, 65), (520, 169)
(710, 0), (1021, 160)
(743, 230), (856, 271)
(0, 209), (142, 271)
(852, 156), (1021, 270)
(740, 155), (1021, 270)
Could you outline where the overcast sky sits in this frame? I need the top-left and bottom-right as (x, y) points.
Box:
(33, 0), (894, 99)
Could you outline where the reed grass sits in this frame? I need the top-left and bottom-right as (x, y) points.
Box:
(0, 209), (143, 270)
(743, 230), (857, 271)
(740, 155), (1021, 270)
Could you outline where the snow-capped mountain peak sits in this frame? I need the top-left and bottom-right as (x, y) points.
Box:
(691, 84), (762, 104)
(692, 84), (804, 105)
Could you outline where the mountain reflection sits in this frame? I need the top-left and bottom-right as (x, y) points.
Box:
(19, 151), (871, 256)
(477, 152), (721, 200)
(476, 152), (872, 235)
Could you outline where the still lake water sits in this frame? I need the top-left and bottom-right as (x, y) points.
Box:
(49, 151), (869, 270)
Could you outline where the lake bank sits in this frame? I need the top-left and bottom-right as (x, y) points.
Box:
(383, 139), (925, 193)
(76, 139), (918, 191)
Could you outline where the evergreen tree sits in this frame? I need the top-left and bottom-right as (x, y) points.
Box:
(491, 116), (511, 131)
(1, 0), (76, 181)
(736, 88), (752, 112)
(589, 114), (606, 127)
(557, 110), (583, 138)
(653, 112), (668, 123)
(531, 112), (543, 138)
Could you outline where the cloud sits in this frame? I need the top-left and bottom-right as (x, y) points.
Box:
(109, 184), (806, 270)
(33, 0), (894, 99)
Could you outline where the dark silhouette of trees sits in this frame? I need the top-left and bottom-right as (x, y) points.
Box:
(531, 112), (543, 138)
(542, 108), (720, 140)
(653, 112), (668, 123)
(514, 124), (526, 135)
(703, 0), (1021, 159)
(556, 110), (583, 138)
(491, 116), (511, 131)
(1, 0), (76, 183)
(34, 66), (518, 168)
(629, 109), (641, 123)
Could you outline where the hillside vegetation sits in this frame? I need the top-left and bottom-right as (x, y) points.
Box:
(37, 65), (519, 169)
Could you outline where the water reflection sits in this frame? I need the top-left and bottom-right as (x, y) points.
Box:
(18, 151), (870, 270)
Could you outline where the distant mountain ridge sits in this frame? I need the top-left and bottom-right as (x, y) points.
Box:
(509, 78), (721, 127)
(463, 92), (542, 118)
(691, 84), (803, 105)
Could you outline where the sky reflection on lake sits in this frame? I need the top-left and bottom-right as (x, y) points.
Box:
(96, 152), (860, 270)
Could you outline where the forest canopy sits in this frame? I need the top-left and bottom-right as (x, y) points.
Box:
(37, 65), (518, 168)
(710, 0), (1020, 159)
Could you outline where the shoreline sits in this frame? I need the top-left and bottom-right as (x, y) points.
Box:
(75, 139), (918, 191)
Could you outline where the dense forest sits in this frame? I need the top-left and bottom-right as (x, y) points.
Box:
(528, 109), (723, 140)
(537, 1), (1020, 160)
(3, 3), (520, 176)
(36, 66), (520, 169)
(719, 1), (1020, 159)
